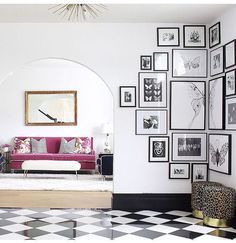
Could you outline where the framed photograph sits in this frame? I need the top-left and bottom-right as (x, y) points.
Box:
(225, 96), (236, 130)
(135, 109), (167, 135)
(119, 86), (136, 107)
(148, 136), (169, 162)
(170, 81), (206, 130)
(157, 27), (180, 47)
(172, 49), (207, 78)
(225, 69), (236, 96)
(209, 134), (231, 175)
(208, 77), (225, 130)
(225, 40), (236, 69)
(172, 133), (207, 161)
(153, 52), (169, 71)
(210, 46), (224, 77)
(209, 22), (221, 49)
(191, 163), (208, 183)
(140, 55), (152, 70)
(183, 25), (206, 48)
(169, 163), (190, 179)
(139, 72), (167, 108)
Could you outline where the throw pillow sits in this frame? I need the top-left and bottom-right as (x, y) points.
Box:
(14, 137), (31, 154)
(31, 138), (47, 153)
(75, 137), (91, 154)
(59, 138), (76, 154)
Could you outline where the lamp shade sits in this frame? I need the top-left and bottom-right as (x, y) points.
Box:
(101, 123), (113, 134)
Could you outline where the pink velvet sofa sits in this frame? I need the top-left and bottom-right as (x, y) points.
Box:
(10, 137), (96, 172)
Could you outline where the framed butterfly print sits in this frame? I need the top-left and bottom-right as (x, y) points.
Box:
(170, 81), (206, 130)
(210, 46), (224, 77)
(138, 72), (167, 108)
(209, 134), (231, 175)
(172, 49), (207, 78)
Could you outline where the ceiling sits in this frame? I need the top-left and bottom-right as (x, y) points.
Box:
(0, 4), (232, 23)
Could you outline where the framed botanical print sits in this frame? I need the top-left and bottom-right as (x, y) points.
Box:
(210, 46), (224, 77)
(148, 136), (169, 162)
(208, 77), (225, 130)
(209, 22), (221, 48)
(157, 27), (180, 47)
(135, 109), (167, 135)
(172, 133), (207, 161)
(225, 40), (236, 69)
(140, 55), (152, 70)
(169, 163), (190, 179)
(209, 134), (231, 175)
(153, 52), (169, 71)
(170, 81), (206, 130)
(139, 72), (167, 108)
(225, 70), (236, 96)
(119, 86), (136, 107)
(183, 25), (206, 48)
(225, 96), (236, 130)
(191, 163), (208, 183)
(172, 49), (207, 78)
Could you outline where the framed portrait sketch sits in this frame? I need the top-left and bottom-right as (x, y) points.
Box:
(148, 136), (169, 162)
(209, 22), (221, 48)
(225, 40), (236, 69)
(119, 86), (136, 107)
(140, 55), (152, 70)
(183, 25), (206, 48)
(172, 49), (207, 78)
(170, 81), (206, 130)
(157, 27), (180, 47)
(225, 96), (236, 130)
(172, 133), (207, 161)
(153, 52), (169, 71)
(191, 163), (208, 183)
(209, 134), (231, 175)
(135, 109), (167, 135)
(208, 77), (225, 130)
(169, 163), (190, 179)
(210, 46), (224, 77)
(225, 70), (236, 97)
(139, 72), (167, 108)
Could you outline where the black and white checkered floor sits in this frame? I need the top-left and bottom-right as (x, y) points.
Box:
(0, 208), (234, 241)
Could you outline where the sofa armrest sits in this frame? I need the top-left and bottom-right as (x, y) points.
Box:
(90, 150), (95, 155)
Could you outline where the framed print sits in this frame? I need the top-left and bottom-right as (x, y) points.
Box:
(225, 40), (236, 69)
(148, 136), (169, 162)
(172, 133), (207, 161)
(139, 72), (167, 108)
(170, 81), (206, 130)
(208, 77), (225, 130)
(140, 55), (152, 70)
(119, 86), (136, 107)
(209, 22), (221, 49)
(191, 163), (208, 183)
(225, 96), (236, 130)
(225, 70), (236, 96)
(135, 109), (167, 135)
(209, 134), (231, 175)
(183, 25), (206, 48)
(153, 52), (169, 71)
(210, 46), (224, 77)
(172, 49), (207, 78)
(157, 27), (180, 47)
(169, 163), (190, 179)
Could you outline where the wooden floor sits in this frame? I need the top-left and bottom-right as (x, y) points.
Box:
(0, 190), (112, 208)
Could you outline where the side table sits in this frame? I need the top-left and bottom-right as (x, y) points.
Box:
(1, 151), (10, 173)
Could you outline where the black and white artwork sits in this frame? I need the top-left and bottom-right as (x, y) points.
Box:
(119, 86), (136, 107)
(157, 27), (180, 46)
(209, 22), (221, 48)
(148, 136), (169, 162)
(191, 163), (208, 182)
(225, 40), (236, 69)
(169, 163), (190, 179)
(140, 56), (152, 70)
(153, 52), (169, 71)
(172, 49), (207, 78)
(210, 46), (224, 76)
(172, 133), (207, 161)
(135, 109), (167, 135)
(170, 81), (205, 130)
(183, 25), (206, 48)
(208, 77), (224, 130)
(139, 72), (167, 108)
(209, 134), (231, 175)
(225, 96), (236, 130)
(225, 70), (236, 96)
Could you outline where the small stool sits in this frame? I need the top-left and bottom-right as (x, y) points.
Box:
(202, 186), (236, 227)
(191, 181), (223, 219)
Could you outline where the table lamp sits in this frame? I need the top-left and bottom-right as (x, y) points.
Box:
(101, 123), (113, 153)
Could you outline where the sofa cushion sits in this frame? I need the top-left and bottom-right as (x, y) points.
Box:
(11, 153), (54, 161)
(75, 137), (91, 154)
(31, 138), (47, 153)
(14, 137), (31, 154)
(59, 138), (76, 154)
(52, 153), (95, 162)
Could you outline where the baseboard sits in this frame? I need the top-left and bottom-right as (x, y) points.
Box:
(112, 193), (191, 211)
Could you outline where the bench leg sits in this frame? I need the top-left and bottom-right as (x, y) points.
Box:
(75, 171), (78, 180)
(23, 170), (28, 178)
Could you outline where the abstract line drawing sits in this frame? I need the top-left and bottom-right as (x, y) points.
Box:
(209, 80), (217, 128)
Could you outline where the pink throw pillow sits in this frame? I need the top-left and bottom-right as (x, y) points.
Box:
(75, 137), (91, 154)
(14, 138), (31, 154)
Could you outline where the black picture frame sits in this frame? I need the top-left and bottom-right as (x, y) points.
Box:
(225, 96), (236, 130)
(119, 86), (136, 107)
(191, 163), (208, 183)
(225, 69), (236, 97)
(169, 163), (190, 179)
(157, 27), (180, 47)
(153, 52), (169, 71)
(140, 55), (152, 70)
(209, 22), (221, 49)
(183, 25), (206, 48)
(224, 40), (236, 69)
(210, 46), (224, 77)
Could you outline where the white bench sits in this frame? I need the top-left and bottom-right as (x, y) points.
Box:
(21, 160), (81, 179)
